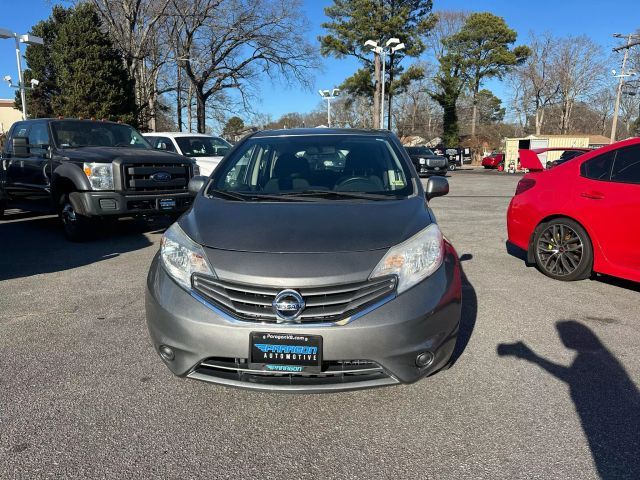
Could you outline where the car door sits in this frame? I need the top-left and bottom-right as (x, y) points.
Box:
(22, 121), (52, 201)
(3, 121), (31, 199)
(573, 145), (640, 276)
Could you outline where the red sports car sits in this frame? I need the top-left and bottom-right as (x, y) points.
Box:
(507, 138), (640, 282)
(482, 152), (504, 169)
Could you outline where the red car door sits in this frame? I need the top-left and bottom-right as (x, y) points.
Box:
(573, 144), (640, 279)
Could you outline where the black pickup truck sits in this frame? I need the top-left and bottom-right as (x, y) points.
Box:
(0, 118), (198, 240)
(404, 146), (450, 176)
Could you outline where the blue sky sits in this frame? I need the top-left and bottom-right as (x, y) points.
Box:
(0, 0), (637, 121)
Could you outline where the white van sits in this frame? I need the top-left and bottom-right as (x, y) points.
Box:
(144, 132), (232, 176)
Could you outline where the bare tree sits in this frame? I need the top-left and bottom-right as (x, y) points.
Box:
(553, 35), (605, 134)
(171, 0), (316, 133)
(511, 32), (560, 135)
(90, 0), (172, 128)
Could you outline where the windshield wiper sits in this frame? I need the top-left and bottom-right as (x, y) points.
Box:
(208, 189), (248, 201)
(208, 189), (317, 202)
(282, 190), (401, 201)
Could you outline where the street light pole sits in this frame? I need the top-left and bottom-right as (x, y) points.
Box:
(14, 36), (26, 120)
(318, 89), (340, 127)
(365, 38), (405, 129)
(0, 29), (44, 120)
(610, 33), (640, 143)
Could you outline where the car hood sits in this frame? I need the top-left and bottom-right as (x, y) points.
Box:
(180, 194), (431, 253)
(58, 147), (188, 163)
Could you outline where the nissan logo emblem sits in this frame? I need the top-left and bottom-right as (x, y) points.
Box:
(272, 289), (305, 322)
(151, 171), (172, 182)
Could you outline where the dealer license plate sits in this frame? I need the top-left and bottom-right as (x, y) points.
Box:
(250, 332), (322, 373)
(158, 198), (176, 210)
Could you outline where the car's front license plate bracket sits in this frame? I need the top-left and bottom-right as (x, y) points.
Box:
(249, 332), (322, 373)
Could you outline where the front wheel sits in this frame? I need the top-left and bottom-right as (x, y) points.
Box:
(533, 219), (593, 281)
(59, 193), (93, 241)
(448, 163), (456, 171)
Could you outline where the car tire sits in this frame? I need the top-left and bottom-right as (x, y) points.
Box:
(449, 163), (456, 171)
(59, 193), (93, 242)
(533, 218), (593, 281)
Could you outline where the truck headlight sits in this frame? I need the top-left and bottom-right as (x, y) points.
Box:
(83, 162), (114, 190)
(192, 163), (200, 176)
(370, 224), (444, 294)
(419, 158), (426, 165)
(160, 223), (215, 290)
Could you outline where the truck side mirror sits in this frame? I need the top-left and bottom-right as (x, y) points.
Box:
(188, 175), (208, 195)
(12, 136), (29, 157)
(425, 176), (449, 200)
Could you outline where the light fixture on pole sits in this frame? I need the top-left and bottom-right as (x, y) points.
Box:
(364, 38), (405, 129)
(610, 33), (640, 143)
(318, 88), (340, 127)
(0, 28), (44, 120)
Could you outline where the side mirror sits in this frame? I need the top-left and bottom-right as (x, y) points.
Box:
(12, 136), (29, 157)
(156, 141), (168, 150)
(188, 175), (208, 195)
(425, 176), (449, 200)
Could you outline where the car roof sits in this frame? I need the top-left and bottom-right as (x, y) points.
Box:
(143, 132), (223, 138)
(251, 128), (390, 138)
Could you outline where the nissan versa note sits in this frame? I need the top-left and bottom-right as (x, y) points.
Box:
(145, 128), (462, 392)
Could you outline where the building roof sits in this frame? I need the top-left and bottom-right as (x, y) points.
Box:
(587, 135), (610, 145)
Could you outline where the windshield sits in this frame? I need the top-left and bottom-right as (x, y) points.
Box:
(50, 120), (151, 149)
(209, 134), (413, 200)
(406, 146), (434, 156)
(175, 136), (231, 157)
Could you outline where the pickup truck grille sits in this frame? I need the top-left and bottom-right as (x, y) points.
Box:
(122, 163), (191, 192)
(191, 275), (397, 324)
(426, 158), (447, 168)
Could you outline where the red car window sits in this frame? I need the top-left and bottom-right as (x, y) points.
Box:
(581, 151), (615, 181)
(611, 145), (640, 184)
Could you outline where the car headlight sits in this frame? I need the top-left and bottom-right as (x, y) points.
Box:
(370, 224), (444, 294)
(192, 163), (201, 176)
(419, 158), (426, 165)
(83, 162), (114, 190)
(160, 223), (215, 290)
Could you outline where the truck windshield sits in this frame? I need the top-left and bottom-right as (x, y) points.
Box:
(50, 121), (152, 149)
(406, 147), (434, 156)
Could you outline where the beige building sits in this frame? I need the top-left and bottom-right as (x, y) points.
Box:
(0, 99), (22, 134)
(503, 134), (611, 164)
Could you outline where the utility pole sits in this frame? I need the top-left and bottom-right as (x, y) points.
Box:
(610, 33), (640, 143)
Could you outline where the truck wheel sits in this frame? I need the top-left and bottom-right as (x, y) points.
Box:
(59, 193), (92, 241)
(448, 162), (456, 171)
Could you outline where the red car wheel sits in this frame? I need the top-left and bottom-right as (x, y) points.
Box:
(533, 218), (593, 281)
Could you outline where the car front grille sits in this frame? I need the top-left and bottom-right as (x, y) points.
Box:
(191, 274), (397, 324)
(426, 158), (446, 167)
(122, 163), (191, 192)
(187, 357), (398, 391)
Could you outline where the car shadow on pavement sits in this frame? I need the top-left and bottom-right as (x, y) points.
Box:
(0, 215), (160, 281)
(497, 321), (640, 479)
(448, 254), (477, 367)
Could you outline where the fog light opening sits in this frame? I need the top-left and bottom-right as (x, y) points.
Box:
(416, 351), (434, 368)
(159, 345), (175, 361)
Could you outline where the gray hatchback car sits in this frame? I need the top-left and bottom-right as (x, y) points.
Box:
(145, 128), (461, 392)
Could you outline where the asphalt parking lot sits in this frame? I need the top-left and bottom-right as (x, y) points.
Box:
(1, 169), (638, 479)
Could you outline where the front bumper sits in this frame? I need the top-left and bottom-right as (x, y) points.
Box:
(70, 191), (193, 217)
(414, 164), (448, 175)
(145, 244), (462, 392)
